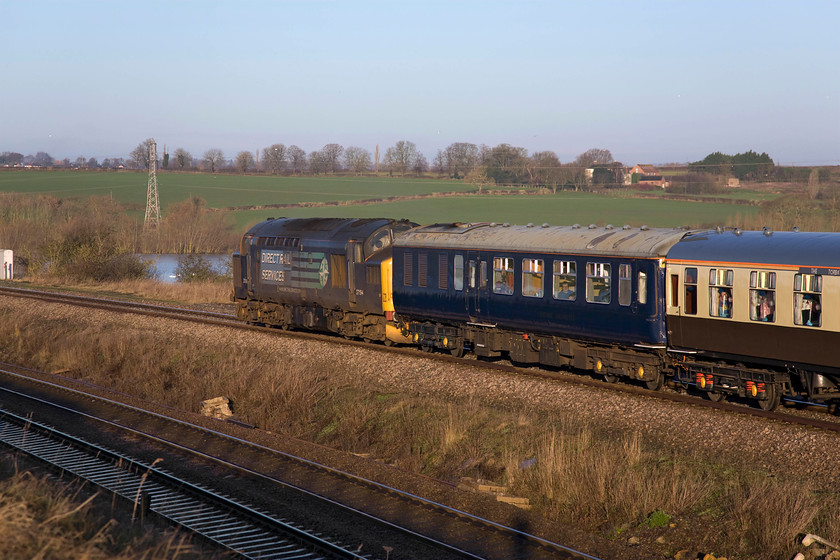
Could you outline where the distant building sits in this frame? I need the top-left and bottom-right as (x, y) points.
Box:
(627, 164), (667, 188)
(727, 177), (740, 188)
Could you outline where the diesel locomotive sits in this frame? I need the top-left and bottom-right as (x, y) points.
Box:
(232, 217), (840, 411)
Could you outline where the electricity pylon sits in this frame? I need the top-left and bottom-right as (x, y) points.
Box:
(144, 139), (160, 228)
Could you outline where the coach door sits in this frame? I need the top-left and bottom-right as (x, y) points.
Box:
(466, 253), (487, 320)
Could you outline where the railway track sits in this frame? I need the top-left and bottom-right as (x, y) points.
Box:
(1, 284), (837, 434)
(0, 363), (601, 560)
(0, 408), (364, 560)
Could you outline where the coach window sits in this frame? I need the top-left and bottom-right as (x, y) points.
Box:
(522, 258), (544, 298)
(619, 264), (632, 306)
(794, 273), (822, 327)
(553, 261), (576, 300)
(684, 268), (698, 315)
(586, 262), (611, 304)
(638, 271), (648, 305)
(493, 257), (514, 295)
(454, 255), (464, 291)
(749, 271), (776, 322)
(709, 268), (734, 318)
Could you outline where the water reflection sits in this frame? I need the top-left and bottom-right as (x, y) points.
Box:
(137, 254), (230, 283)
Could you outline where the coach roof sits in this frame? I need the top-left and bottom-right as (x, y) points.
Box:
(668, 229), (840, 268)
(395, 222), (692, 258)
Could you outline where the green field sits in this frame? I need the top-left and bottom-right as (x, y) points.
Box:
(0, 170), (472, 209)
(229, 192), (759, 230)
(1, 169), (760, 232)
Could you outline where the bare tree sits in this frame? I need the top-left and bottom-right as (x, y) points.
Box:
(343, 146), (372, 175)
(320, 143), (344, 173)
(173, 148), (192, 170)
(235, 151), (256, 173)
(202, 149), (225, 173)
(443, 142), (479, 178)
(130, 138), (155, 169)
(574, 148), (614, 169)
(530, 151), (563, 192)
(262, 143), (287, 174)
(87, 157), (99, 169)
(287, 145), (306, 174)
(413, 153), (428, 176)
(308, 150), (328, 174)
(383, 140), (419, 176)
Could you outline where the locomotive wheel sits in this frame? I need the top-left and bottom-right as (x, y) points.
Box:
(758, 385), (781, 411)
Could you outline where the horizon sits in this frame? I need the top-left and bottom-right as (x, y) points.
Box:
(2, 0), (838, 167)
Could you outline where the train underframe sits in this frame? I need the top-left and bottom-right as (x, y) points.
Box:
(399, 316), (840, 411)
(671, 356), (839, 411)
(234, 298), (388, 342)
(400, 316), (668, 391)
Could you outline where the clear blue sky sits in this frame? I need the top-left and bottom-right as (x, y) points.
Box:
(2, 0), (837, 165)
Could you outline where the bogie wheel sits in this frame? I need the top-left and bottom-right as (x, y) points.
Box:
(383, 339), (395, 347)
(757, 385), (781, 411)
(645, 375), (664, 391)
(603, 374), (618, 384)
(420, 345), (433, 353)
(705, 391), (726, 403)
(449, 346), (465, 358)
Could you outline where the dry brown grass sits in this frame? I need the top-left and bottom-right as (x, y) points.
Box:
(26, 276), (232, 305)
(0, 453), (219, 559)
(1, 306), (838, 559)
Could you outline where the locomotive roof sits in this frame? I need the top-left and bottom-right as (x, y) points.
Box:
(668, 228), (840, 269)
(395, 222), (692, 258)
(246, 217), (407, 240)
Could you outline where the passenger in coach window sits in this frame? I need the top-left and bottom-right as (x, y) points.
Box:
(557, 281), (575, 300)
(718, 290), (731, 318)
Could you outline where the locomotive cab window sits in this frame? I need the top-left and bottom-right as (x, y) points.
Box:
(749, 271), (776, 322)
(522, 258), (544, 298)
(684, 268), (698, 315)
(553, 260), (576, 300)
(493, 257), (514, 295)
(709, 268), (734, 318)
(586, 262), (611, 304)
(794, 273), (822, 327)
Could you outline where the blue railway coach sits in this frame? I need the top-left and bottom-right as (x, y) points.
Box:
(392, 222), (690, 389)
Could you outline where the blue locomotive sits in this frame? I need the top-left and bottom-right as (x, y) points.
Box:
(232, 218), (840, 411)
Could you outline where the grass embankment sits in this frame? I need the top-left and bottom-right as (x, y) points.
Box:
(0, 453), (219, 559)
(0, 296), (837, 559)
